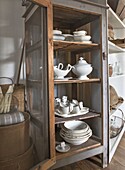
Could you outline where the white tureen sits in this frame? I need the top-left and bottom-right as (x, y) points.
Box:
(72, 57), (93, 80)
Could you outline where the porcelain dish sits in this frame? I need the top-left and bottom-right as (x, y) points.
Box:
(72, 57), (93, 80)
(60, 120), (92, 145)
(56, 143), (70, 152)
(62, 120), (89, 133)
(53, 30), (62, 35)
(53, 34), (65, 41)
(73, 30), (87, 36)
(55, 107), (89, 117)
(54, 63), (72, 79)
(74, 35), (91, 41)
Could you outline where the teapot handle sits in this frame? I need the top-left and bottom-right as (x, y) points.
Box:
(58, 63), (63, 69)
(67, 64), (72, 71)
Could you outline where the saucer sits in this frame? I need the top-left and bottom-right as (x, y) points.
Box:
(56, 144), (70, 153)
(55, 107), (89, 118)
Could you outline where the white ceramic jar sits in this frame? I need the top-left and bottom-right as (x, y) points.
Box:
(72, 57), (93, 80)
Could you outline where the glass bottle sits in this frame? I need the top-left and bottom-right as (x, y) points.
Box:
(113, 62), (120, 75)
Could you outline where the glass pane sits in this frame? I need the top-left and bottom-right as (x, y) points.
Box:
(25, 6), (50, 163)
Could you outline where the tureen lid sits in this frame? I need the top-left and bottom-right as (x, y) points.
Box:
(75, 57), (91, 66)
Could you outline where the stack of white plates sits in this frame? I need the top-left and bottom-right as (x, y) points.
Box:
(73, 30), (92, 43)
(60, 120), (92, 145)
(53, 30), (65, 41)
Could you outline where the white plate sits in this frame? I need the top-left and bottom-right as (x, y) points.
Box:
(55, 107), (89, 117)
(60, 129), (92, 139)
(56, 144), (70, 152)
(74, 35), (91, 41)
(60, 133), (90, 145)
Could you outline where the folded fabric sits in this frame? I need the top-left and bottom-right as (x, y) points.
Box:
(0, 112), (25, 126)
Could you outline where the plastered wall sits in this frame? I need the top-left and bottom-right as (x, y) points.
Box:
(0, 0), (25, 83)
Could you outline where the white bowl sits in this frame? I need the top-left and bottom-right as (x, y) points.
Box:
(60, 129), (92, 139)
(60, 132), (90, 145)
(74, 35), (91, 41)
(73, 30), (87, 36)
(53, 30), (62, 35)
(62, 120), (89, 133)
(53, 35), (65, 41)
(72, 65), (93, 80)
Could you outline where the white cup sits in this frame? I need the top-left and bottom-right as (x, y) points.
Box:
(72, 105), (80, 114)
(58, 105), (69, 115)
(79, 101), (84, 109)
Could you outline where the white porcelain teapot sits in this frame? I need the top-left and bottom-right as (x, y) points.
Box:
(72, 57), (93, 80)
(54, 63), (72, 79)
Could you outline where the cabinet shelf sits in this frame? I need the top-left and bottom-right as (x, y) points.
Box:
(54, 78), (101, 84)
(53, 40), (99, 52)
(109, 74), (125, 79)
(108, 7), (125, 29)
(55, 111), (100, 124)
(108, 41), (125, 53)
(56, 137), (102, 161)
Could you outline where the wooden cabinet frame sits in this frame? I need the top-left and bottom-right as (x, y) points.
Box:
(24, 0), (109, 169)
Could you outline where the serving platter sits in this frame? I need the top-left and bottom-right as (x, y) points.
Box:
(55, 107), (89, 117)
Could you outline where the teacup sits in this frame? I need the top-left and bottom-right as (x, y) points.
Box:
(71, 99), (79, 106)
(62, 96), (68, 105)
(79, 101), (84, 109)
(58, 105), (70, 115)
(72, 105), (80, 114)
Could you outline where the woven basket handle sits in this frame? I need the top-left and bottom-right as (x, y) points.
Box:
(112, 107), (125, 121)
(0, 77), (14, 85)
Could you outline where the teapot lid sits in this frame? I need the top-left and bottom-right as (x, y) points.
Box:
(76, 57), (91, 66)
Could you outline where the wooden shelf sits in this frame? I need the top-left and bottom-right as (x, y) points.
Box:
(109, 74), (125, 79)
(108, 41), (125, 53)
(54, 78), (101, 84)
(56, 137), (102, 160)
(55, 111), (100, 124)
(108, 7), (125, 29)
(53, 40), (99, 52)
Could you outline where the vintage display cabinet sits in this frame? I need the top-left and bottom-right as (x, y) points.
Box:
(24, 0), (109, 169)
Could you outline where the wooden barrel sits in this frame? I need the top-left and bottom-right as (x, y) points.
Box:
(0, 112), (30, 160)
(0, 142), (34, 170)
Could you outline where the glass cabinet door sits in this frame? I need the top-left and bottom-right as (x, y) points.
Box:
(25, 0), (55, 169)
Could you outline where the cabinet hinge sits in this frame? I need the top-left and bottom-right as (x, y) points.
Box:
(102, 52), (106, 60)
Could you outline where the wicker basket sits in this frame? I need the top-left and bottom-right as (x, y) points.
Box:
(0, 112), (30, 160)
(110, 109), (125, 138)
(0, 77), (25, 112)
(0, 141), (34, 170)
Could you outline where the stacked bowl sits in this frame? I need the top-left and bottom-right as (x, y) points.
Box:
(60, 120), (92, 145)
(73, 30), (91, 43)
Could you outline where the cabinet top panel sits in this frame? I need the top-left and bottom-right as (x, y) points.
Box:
(53, 5), (100, 30)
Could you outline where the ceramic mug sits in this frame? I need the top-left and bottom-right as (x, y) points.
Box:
(72, 105), (80, 114)
(58, 105), (70, 115)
